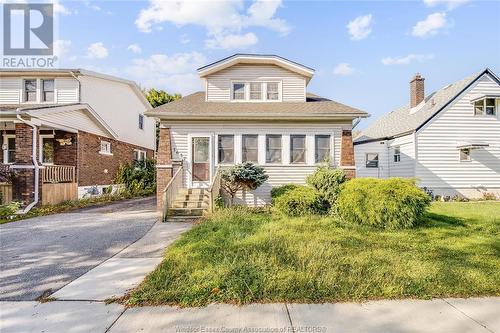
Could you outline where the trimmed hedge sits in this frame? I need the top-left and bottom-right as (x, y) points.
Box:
(336, 178), (431, 229)
(274, 185), (329, 217)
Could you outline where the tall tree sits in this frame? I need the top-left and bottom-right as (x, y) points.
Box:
(145, 88), (181, 108)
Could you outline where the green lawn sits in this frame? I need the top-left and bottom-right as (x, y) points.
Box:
(127, 202), (500, 307)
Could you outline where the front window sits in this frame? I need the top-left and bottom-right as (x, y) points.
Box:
(232, 83), (245, 100)
(315, 135), (330, 163)
(266, 82), (279, 100)
(24, 79), (37, 102)
(459, 148), (471, 161)
(266, 135), (282, 163)
(474, 98), (497, 116)
(242, 134), (258, 163)
(100, 141), (112, 154)
(41, 136), (54, 164)
(42, 79), (54, 102)
(366, 153), (379, 168)
(134, 149), (147, 162)
(2, 136), (15, 164)
(218, 135), (234, 164)
(290, 135), (306, 164)
(394, 147), (401, 163)
(249, 82), (262, 100)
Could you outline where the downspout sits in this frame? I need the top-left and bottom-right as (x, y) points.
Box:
(16, 114), (40, 213)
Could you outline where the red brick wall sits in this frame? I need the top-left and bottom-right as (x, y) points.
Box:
(156, 127), (173, 211)
(53, 131), (78, 167)
(340, 130), (356, 179)
(77, 131), (154, 186)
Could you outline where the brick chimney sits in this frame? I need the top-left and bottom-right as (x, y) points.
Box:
(410, 73), (425, 108)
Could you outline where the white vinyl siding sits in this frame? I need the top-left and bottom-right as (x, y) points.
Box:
(416, 73), (500, 196)
(388, 134), (415, 177)
(37, 109), (110, 137)
(354, 140), (390, 178)
(0, 77), (22, 103)
(55, 77), (79, 103)
(0, 77), (80, 104)
(167, 122), (346, 205)
(206, 64), (306, 102)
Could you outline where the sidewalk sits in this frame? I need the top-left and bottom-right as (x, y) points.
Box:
(1, 297), (498, 332)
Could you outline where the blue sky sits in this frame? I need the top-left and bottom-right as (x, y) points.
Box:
(50, 1), (500, 128)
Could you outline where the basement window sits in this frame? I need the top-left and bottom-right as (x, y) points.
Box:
(100, 141), (112, 155)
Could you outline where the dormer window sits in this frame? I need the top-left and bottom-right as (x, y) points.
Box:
(42, 79), (54, 102)
(474, 98), (497, 116)
(266, 82), (279, 100)
(249, 82), (262, 100)
(232, 83), (246, 100)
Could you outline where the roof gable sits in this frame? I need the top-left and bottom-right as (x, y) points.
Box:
(197, 54), (315, 83)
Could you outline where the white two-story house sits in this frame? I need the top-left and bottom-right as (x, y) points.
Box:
(354, 69), (500, 199)
(146, 54), (369, 220)
(0, 69), (155, 210)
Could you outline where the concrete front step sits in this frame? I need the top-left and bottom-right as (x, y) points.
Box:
(172, 201), (209, 208)
(177, 188), (208, 195)
(178, 194), (209, 202)
(166, 216), (202, 223)
(167, 207), (206, 217)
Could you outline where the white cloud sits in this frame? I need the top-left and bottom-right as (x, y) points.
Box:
(347, 14), (373, 40)
(381, 53), (435, 65)
(53, 0), (72, 15)
(206, 32), (258, 50)
(53, 39), (71, 58)
(127, 43), (142, 54)
(86, 42), (109, 59)
(333, 63), (355, 76)
(423, 0), (469, 10)
(180, 34), (191, 44)
(412, 12), (447, 38)
(125, 52), (207, 94)
(135, 0), (289, 49)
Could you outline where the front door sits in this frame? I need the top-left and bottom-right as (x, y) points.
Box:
(191, 137), (210, 187)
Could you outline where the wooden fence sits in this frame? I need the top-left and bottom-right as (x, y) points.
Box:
(0, 183), (13, 205)
(41, 183), (78, 205)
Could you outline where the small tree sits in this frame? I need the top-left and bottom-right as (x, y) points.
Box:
(145, 88), (181, 108)
(220, 162), (269, 205)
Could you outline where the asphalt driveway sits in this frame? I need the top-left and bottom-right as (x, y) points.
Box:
(0, 197), (159, 301)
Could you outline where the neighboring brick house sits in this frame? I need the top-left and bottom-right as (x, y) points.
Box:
(145, 54), (369, 219)
(0, 69), (155, 210)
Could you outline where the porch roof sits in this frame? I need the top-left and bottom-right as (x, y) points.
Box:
(145, 92), (369, 121)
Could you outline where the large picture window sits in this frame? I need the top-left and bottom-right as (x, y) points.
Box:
(242, 135), (258, 163)
(290, 135), (306, 163)
(266, 135), (282, 163)
(315, 135), (330, 163)
(218, 135), (234, 164)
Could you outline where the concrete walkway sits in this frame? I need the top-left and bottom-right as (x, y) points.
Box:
(1, 297), (498, 333)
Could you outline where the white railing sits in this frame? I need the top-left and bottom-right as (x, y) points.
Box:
(42, 165), (75, 183)
(208, 167), (222, 213)
(162, 164), (184, 222)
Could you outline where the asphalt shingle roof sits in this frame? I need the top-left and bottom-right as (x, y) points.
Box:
(146, 92), (368, 120)
(355, 70), (489, 143)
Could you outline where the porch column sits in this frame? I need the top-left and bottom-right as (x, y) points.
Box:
(53, 131), (78, 182)
(156, 126), (173, 211)
(340, 130), (356, 179)
(12, 123), (37, 204)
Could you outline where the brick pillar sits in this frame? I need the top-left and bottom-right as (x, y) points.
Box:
(156, 127), (173, 211)
(340, 130), (356, 179)
(53, 131), (78, 166)
(12, 123), (36, 204)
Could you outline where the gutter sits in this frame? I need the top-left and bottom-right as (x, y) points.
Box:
(15, 114), (40, 214)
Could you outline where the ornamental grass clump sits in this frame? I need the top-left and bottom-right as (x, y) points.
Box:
(336, 178), (431, 229)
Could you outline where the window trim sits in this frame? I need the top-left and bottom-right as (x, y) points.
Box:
(265, 134), (282, 164)
(39, 134), (55, 165)
(365, 153), (379, 168)
(217, 134), (235, 165)
(314, 134), (331, 164)
(459, 148), (471, 162)
(134, 149), (147, 162)
(393, 146), (401, 163)
(473, 98), (497, 116)
(230, 80), (282, 102)
(99, 140), (113, 155)
(23, 78), (38, 103)
(231, 82), (247, 101)
(242, 134), (259, 163)
(2, 134), (16, 164)
(290, 134), (306, 164)
(41, 79), (55, 103)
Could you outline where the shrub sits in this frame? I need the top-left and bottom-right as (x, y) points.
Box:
(115, 158), (156, 196)
(336, 178), (431, 229)
(270, 184), (298, 203)
(0, 202), (20, 219)
(274, 185), (329, 217)
(220, 162), (268, 205)
(306, 167), (346, 205)
(482, 192), (497, 201)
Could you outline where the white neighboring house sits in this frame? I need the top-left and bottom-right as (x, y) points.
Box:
(354, 69), (500, 199)
(147, 54), (369, 219)
(0, 69), (155, 208)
